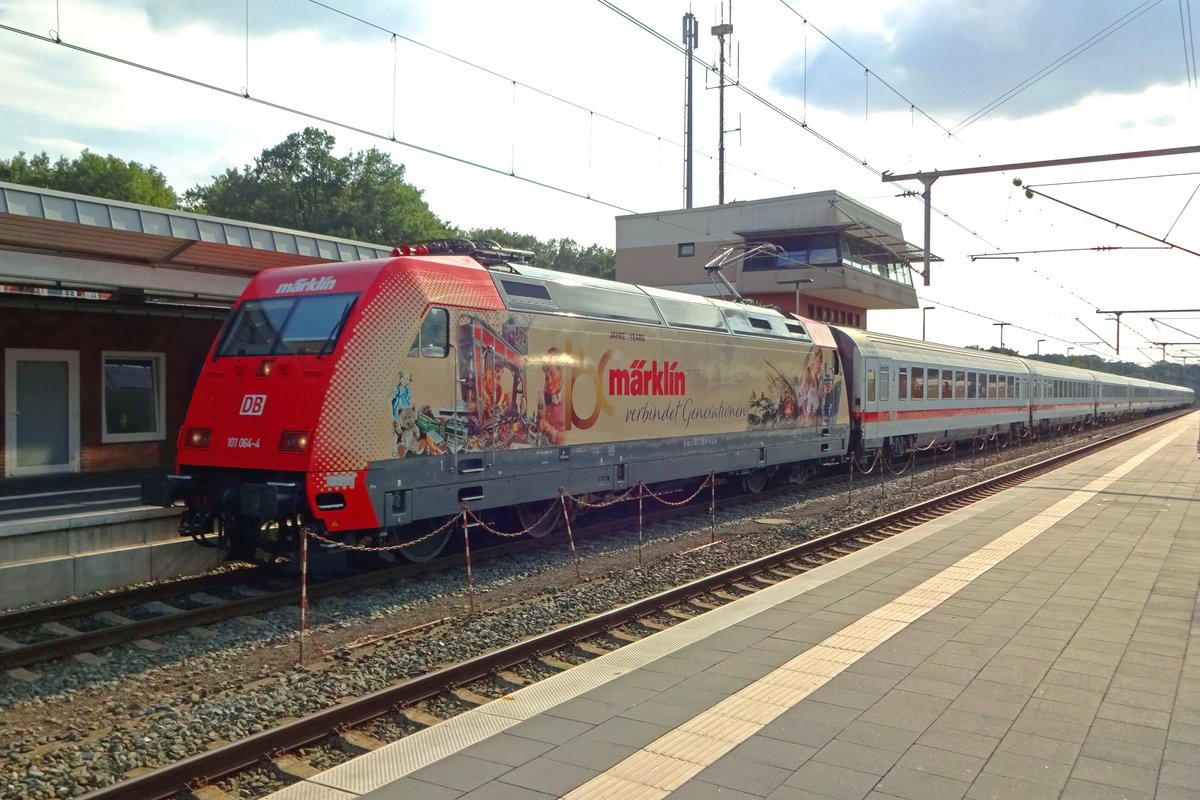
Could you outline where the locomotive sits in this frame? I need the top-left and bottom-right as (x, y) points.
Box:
(142, 242), (1193, 564)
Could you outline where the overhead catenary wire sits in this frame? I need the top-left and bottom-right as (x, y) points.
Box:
(2, 6), (1185, 365)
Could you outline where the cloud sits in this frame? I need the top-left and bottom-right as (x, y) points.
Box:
(769, 0), (1192, 120)
(119, 0), (427, 41)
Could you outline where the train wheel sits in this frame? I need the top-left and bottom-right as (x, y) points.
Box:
(742, 467), (772, 494)
(396, 520), (453, 563)
(516, 498), (563, 538)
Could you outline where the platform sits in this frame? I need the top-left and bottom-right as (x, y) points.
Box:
(0, 471), (221, 609)
(267, 411), (1200, 800)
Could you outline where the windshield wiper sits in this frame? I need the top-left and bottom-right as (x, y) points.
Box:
(317, 298), (357, 359)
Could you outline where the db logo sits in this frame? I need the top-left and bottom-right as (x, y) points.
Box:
(239, 394), (267, 416)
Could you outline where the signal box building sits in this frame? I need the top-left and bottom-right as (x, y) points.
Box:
(615, 190), (929, 328)
(0, 181), (390, 481)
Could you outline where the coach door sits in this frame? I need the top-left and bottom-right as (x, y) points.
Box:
(4, 349), (80, 477)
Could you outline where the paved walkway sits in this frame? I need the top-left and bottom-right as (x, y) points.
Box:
(268, 412), (1200, 800)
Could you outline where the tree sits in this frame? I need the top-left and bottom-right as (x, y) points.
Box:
(465, 228), (615, 280)
(185, 128), (451, 243)
(0, 150), (179, 207)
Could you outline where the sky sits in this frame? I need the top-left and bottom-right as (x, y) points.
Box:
(1, 0), (1199, 366)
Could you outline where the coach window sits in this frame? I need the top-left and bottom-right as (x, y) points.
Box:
(102, 352), (165, 443)
(927, 369), (939, 400)
(410, 307), (449, 358)
(866, 369), (875, 403)
(966, 372), (977, 399)
(898, 367), (908, 400)
(954, 370), (966, 399)
(911, 367), (925, 399)
(879, 365), (890, 401)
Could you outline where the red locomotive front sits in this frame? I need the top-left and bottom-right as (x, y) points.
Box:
(145, 253), (504, 560)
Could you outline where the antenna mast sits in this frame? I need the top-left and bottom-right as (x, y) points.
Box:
(682, 12), (698, 208)
(711, 6), (733, 205)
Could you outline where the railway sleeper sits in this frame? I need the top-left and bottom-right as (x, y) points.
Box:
(192, 786), (238, 800)
(496, 670), (528, 689)
(634, 618), (670, 632)
(607, 628), (644, 644)
(664, 608), (698, 621)
(398, 707), (444, 728)
(335, 730), (388, 754)
(271, 754), (321, 780)
(450, 687), (493, 707)
(538, 655), (576, 671)
(573, 641), (613, 658)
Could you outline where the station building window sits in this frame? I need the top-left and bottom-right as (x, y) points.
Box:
(102, 352), (165, 443)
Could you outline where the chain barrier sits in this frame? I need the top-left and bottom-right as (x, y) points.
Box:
(567, 485), (640, 510)
(560, 491), (581, 580)
(290, 470), (721, 662)
(639, 474), (714, 507)
(850, 448), (881, 476)
(303, 515), (459, 553)
(461, 502), (559, 539)
(461, 508), (476, 613)
(883, 447), (915, 476)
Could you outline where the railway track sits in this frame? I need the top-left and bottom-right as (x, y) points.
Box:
(0, 415), (1120, 673)
(72, 411), (1186, 800)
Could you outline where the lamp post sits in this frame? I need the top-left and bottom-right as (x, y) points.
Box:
(993, 321), (1010, 349)
(922, 306), (935, 340)
(1037, 339), (1045, 356)
(776, 278), (814, 315)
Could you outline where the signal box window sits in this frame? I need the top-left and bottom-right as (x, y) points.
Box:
(102, 352), (165, 443)
(410, 307), (449, 358)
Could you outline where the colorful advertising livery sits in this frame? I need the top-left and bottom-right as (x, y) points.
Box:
(386, 311), (846, 460)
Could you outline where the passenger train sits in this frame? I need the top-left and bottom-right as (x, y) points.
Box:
(142, 242), (1194, 563)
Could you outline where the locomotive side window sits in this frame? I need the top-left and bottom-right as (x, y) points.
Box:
(409, 307), (449, 358)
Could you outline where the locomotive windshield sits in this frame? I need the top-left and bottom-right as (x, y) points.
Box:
(216, 292), (359, 357)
